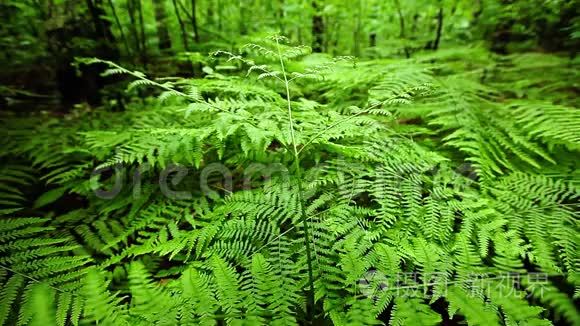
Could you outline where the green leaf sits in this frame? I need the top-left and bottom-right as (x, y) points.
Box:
(34, 187), (67, 209)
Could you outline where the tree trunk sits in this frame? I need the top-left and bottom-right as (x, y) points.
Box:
(107, 0), (132, 57)
(411, 14), (419, 35)
(239, 0), (247, 35)
(279, 0), (286, 35)
(191, 0), (200, 43)
(369, 32), (376, 47)
(48, 1), (120, 108)
(172, 0), (189, 50)
(425, 7), (443, 51)
(152, 0), (172, 50)
(217, 0), (222, 32)
(137, 0), (148, 64)
(127, 0), (141, 53)
(394, 0), (405, 38)
(432, 7), (443, 50)
(86, 0), (116, 44)
(311, 0), (324, 52)
(353, 0), (362, 56)
(472, 0), (483, 25)
(394, 0), (410, 58)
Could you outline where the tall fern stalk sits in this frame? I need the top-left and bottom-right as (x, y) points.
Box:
(275, 36), (317, 323)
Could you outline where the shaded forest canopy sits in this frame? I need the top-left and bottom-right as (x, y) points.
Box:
(0, 0), (579, 325)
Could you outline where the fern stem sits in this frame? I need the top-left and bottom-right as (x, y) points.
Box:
(276, 36), (316, 323)
(0, 264), (65, 293)
(276, 41), (298, 156)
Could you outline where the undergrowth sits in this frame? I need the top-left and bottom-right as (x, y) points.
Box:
(0, 36), (578, 325)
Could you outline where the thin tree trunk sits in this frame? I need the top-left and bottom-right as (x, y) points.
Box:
(107, 0), (132, 57)
(32, 0), (47, 20)
(47, 0), (55, 18)
(177, 1), (228, 43)
(172, 0), (189, 50)
(332, 20), (340, 54)
(239, 0), (247, 35)
(353, 0), (362, 56)
(205, 0), (214, 27)
(411, 14), (419, 35)
(217, 0), (222, 32)
(472, 0), (483, 25)
(432, 7), (443, 50)
(152, 0), (172, 50)
(64, 0), (75, 16)
(127, 0), (141, 53)
(86, 0), (120, 60)
(311, 0), (324, 52)
(323, 15), (330, 51)
(368, 0), (380, 48)
(137, 0), (148, 64)
(394, 0), (410, 58)
(278, 0), (285, 35)
(394, 0), (405, 38)
(191, 0), (200, 43)
(86, 0), (114, 43)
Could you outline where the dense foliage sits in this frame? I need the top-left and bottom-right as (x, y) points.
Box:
(0, 0), (579, 325)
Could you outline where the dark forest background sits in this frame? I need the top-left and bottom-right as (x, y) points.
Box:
(1, 0), (578, 111)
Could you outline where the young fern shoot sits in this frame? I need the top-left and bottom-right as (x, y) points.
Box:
(273, 35), (317, 323)
(216, 35), (320, 322)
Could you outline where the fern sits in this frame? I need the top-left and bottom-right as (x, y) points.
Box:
(1, 35), (578, 325)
